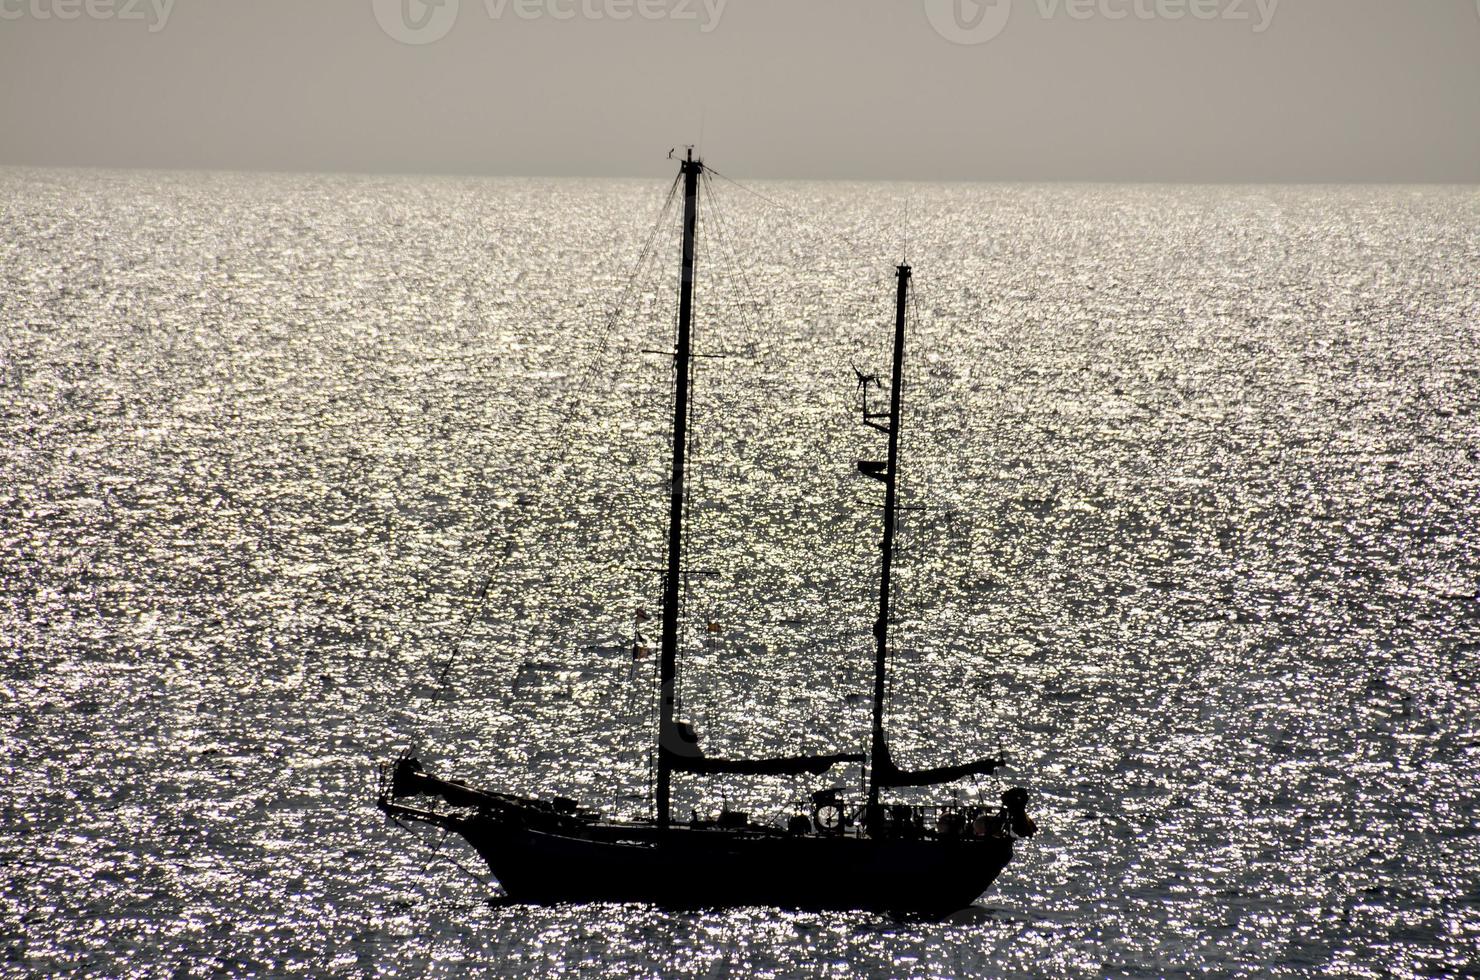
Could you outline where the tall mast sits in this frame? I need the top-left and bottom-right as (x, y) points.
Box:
(867, 263), (911, 811)
(657, 149), (702, 829)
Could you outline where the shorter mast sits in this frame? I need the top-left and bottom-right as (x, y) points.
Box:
(867, 264), (912, 812)
(861, 265), (1002, 807)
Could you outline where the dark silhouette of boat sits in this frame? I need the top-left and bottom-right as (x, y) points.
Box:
(378, 150), (1036, 916)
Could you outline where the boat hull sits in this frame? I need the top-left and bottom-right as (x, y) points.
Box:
(447, 813), (1014, 915)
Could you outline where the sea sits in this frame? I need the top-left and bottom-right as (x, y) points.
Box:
(2, 168), (1477, 978)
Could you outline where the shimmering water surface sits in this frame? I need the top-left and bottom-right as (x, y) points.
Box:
(2, 169), (1478, 977)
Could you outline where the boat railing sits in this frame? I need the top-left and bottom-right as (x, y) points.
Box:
(792, 798), (1013, 841)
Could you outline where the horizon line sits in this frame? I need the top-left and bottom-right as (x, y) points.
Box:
(4, 159), (1479, 188)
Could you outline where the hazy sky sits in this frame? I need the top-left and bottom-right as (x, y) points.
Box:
(2, 0), (1478, 181)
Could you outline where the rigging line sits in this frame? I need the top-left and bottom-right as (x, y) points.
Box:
(681, 186), (744, 720)
(427, 175), (683, 694)
(411, 821), (454, 880)
(707, 176), (888, 426)
(461, 179), (677, 576)
(698, 170), (765, 341)
(402, 816), (498, 890)
(397, 818), (498, 897)
(704, 166), (881, 267)
(695, 171), (765, 458)
(384, 818), (454, 961)
(906, 268), (957, 415)
(690, 174), (755, 668)
(441, 849), (496, 888)
(704, 172), (795, 434)
(676, 182), (711, 718)
(597, 175), (684, 357)
(895, 273), (963, 696)
(704, 171), (831, 625)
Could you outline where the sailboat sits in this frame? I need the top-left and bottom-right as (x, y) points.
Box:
(377, 151), (1036, 916)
